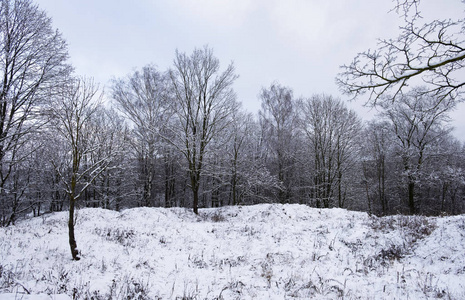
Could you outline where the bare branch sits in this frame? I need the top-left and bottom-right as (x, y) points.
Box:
(337, 0), (465, 106)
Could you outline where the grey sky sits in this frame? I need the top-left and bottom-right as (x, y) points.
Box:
(37, 0), (465, 140)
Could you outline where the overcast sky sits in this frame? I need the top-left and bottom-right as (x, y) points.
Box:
(37, 0), (465, 141)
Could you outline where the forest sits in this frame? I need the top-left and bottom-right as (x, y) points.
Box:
(1, 0), (465, 298)
(1, 0), (465, 231)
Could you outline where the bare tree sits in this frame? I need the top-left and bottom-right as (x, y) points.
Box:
(230, 112), (283, 205)
(167, 46), (238, 214)
(360, 120), (396, 215)
(84, 107), (129, 210)
(49, 77), (114, 260)
(112, 65), (170, 207)
(201, 109), (282, 207)
(420, 134), (465, 215)
(228, 110), (252, 205)
(379, 87), (455, 214)
(0, 0), (71, 224)
(259, 83), (298, 203)
(337, 0), (465, 105)
(299, 95), (362, 208)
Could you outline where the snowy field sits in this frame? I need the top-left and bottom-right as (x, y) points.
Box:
(0, 204), (464, 299)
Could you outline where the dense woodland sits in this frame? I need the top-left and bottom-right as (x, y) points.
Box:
(1, 0), (465, 233)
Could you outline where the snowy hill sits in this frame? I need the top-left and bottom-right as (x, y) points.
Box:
(1, 204), (464, 299)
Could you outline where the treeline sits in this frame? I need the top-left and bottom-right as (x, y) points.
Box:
(1, 0), (464, 227)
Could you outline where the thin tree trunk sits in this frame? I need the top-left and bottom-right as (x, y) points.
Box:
(337, 170), (343, 208)
(381, 158), (387, 215)
(232, 151), (238, 206)
(68, 195), (80, 260)
(193, 186), (199, 214)
(441, 182), (448, 212)
(408, 179), (415, 215)
(232, 174), (237, 206)
(69, 153), (80, 260)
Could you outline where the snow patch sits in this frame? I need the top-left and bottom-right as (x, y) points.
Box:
(1, 204), (464, 299)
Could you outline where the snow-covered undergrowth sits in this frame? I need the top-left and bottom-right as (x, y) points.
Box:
(1, 204), (464, 299)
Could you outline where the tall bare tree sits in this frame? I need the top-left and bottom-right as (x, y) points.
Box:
(49, 77), (114, 260)
(228, 110), (252, 205)
(228, 111), (282, 205)
(84, 107), (129, 210)
(167, 46), (238, 214)
(379, 87), (455, 214)
(259, 83), (298, 203)
(337, 0), (465, 105)
(360, 120), (395, 215)
(112, 65), (169, 207)
(299, 95), (362, 208)
(0, 0), (71, 223)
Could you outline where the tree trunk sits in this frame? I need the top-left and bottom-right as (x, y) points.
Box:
(278, 152), (285, 203)
(69, 158), (80, 260)
(441, 182), (448, 212)
(365, 182), (372, 216)
(380, 158), (387, 215)
(68, 195), (80, 260)
(337, 170), (343, 208)
(231, 151), (238, 206)
(232, 174), (237, 206)
(193, 186), (199, 214)
(408, 179), (415, 215)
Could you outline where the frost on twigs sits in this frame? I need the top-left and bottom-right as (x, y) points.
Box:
(337, 0), (465, 106)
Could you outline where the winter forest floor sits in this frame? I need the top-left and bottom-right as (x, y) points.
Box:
(0, 204), (464, 299)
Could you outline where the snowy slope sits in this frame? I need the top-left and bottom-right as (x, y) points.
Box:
(0, 204), (464, 299)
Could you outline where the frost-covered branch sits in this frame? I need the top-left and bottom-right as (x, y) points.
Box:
(337, 0), (465, 105)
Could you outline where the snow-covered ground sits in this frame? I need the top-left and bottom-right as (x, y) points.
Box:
(0, 204), (464, 299)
